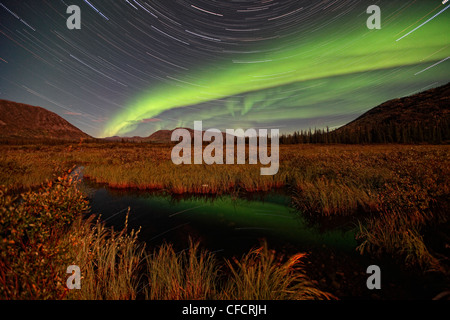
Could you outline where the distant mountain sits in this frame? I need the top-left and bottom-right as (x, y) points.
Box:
(103, 128), (237, 144)
(338, 83), (450, 133)
(103, 136), (145, 142)
(0, 99), (91, 141)
(144, 128), (195, 143)
(141, 128), (236, 143)
(102, 129), (191, 143)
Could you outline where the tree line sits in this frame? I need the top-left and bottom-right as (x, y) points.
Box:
(279, 118), (450, 145)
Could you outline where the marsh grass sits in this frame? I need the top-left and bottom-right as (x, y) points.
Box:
(1, 143), (449, 279)
(292, 179), (377, 217)
(142, 240), (334, 301)
(355, 177), (449, 272)
(144, 240), (219, 300)
(221, 243), (336, 300)
(64, 214), (145, 300)
(356, 214), (442, 272)
(1, 174), (332, 300)
(0, 145), (77, 191)
(63, 222), (336, 301)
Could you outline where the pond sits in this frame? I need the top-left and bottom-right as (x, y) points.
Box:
(82, 180), (357, 258)
(73, 168), (447, 299)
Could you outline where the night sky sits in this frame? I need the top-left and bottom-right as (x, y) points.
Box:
(0, 0), (449, 138)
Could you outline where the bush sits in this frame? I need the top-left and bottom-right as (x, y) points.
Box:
(0, 175), (89, 299)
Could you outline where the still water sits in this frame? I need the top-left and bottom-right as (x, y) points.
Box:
(75, 169), (444, 300)
(83, 181), (357, 257)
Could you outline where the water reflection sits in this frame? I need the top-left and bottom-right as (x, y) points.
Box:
(83, 181), (357, 257)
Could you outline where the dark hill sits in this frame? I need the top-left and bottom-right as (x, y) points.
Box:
(0, 99), (91, 141)
(340, 83), (450, 132)
(144, 128), (195, 143)
(143, 128), (236, 144)
(102, 129), (195, 143)
(280, 82), (450, 144)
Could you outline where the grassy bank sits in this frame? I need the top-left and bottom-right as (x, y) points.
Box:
(1, 143), (449, 285)
(0, 175), (333, 300)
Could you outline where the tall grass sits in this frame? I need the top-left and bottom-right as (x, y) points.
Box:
(1, 143), (449, 276)
(356, 212), (442, 272)
(63, 214), (145, 300)
(292, 179), (377, 216)
(221, 243), (335, 300)
(143, 240), (334, 301)
(144, 240), (219, 300)
(0, 144), (77, 191)
(355, 176), (449, 272)
(1, 174), (332, 300)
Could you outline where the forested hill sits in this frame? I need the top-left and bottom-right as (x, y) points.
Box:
(281, 83), (450, 144)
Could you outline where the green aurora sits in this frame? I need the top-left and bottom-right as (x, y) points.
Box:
(90, 190), (357, 252)
(102, 2), (449, 137)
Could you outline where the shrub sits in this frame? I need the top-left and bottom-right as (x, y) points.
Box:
(0, 175), (89, 299)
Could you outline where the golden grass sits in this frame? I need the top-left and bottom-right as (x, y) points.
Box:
(1, 143), (449, 275)
(1, 175), (332, 300)
(221, 243), (336, 300)
(144, 240), (219, 300)
(63, 214), (145, 300)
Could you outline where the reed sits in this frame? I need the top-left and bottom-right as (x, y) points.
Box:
(1, 174), (333, 300)
(63, 214), (145, 300)
(1, 143), (449, 276)
(356, 213), (442, 273)
(292, 179), (378, 217)
(144, 240), (219, 300)
(220, 242), (336, 300)
(355, 177), (449, 272)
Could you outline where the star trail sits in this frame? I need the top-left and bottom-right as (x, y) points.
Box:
(0, 0), (449, 138)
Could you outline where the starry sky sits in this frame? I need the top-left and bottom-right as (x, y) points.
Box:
(0, 0), (449, 138)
